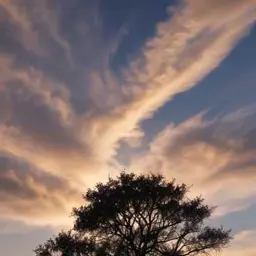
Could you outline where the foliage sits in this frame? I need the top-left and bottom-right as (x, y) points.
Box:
(35, 172), (231, 256)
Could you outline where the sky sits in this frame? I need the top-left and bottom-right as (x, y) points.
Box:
(0, 0), (255, 255)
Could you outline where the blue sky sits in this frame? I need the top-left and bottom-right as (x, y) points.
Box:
(0, 0), (256, 255)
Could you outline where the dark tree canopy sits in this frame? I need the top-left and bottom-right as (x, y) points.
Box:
(35, 172), (231, 256)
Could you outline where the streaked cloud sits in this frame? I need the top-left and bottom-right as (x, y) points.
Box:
(0, 0), (71, 58)
(0, 153), (82, 225)
(0, 0), (255, 238)
(129, 107), (256, 216)
(224, 229), (256, 256)
(90, 0), (256, 155)
(0, 0), (43, 54)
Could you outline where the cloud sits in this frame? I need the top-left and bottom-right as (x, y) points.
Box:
(0, 0), (71, 58)
(0, 0), (255, 226)
(0, 0), (44, 55)
(0, 59), (97, 179)
(129, 107), (256, 216)
(224, 229), (256, 256)
(0, 153), (82, 225)
(89, 0), (256, 155)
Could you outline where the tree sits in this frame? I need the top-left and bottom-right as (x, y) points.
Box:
(35, 172), (231, 256)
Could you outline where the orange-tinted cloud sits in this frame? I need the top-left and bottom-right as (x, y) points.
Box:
(0, 153), (82, 225)
(0, 0), (255, 227)
(87, 0), (255, 157)
(129, 108), (256, 216)
(224, 229), (256, 256)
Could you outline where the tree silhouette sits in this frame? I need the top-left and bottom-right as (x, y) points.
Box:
(35, 172), (231, 256)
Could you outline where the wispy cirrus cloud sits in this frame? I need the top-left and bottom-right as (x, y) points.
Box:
(0, 0), (255, 227)
(129, 106), (256, 216)
(0, 0), (43, 55)
(0, 0), (71, 58)
(89, 0), (256, 155)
